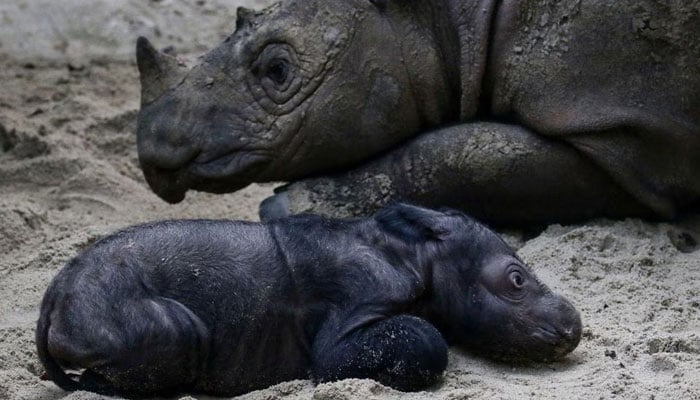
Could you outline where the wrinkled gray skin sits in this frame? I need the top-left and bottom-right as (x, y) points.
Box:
(37, 204), (580, 397)
(137, 0), (700, 226)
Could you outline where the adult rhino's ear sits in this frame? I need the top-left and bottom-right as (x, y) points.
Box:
(375, 203), (450, 241)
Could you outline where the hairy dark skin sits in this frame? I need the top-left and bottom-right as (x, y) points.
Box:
(37, 204), (581, 398)
(136, 0), (700, 226)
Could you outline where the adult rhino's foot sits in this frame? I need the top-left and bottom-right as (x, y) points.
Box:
(259, 175), (397, 222)
(259, 190), (292, 221)
(259, 180), (344, 222)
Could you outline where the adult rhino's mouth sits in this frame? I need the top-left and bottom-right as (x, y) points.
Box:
(142, 151), (269, 203)
(190, 151), (268, 179)
(141, 165), (189, 204)
(189, 151), (269, 192)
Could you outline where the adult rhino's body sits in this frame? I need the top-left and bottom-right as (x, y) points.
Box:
(137, 0), (700, 226)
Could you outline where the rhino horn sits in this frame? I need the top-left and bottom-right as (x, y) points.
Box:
(136, 37), (187, 105)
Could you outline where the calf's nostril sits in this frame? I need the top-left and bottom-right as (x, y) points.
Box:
(561, 327), (577, 341)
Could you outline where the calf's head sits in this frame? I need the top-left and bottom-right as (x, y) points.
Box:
(136, 0), (453, 202)
(376, 204), (582, 362)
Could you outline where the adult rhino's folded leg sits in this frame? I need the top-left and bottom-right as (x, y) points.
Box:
(261, 122), (653, 226)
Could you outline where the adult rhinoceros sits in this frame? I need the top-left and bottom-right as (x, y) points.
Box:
(135, 0), (700, 226)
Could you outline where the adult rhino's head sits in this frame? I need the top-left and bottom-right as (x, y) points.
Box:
(136, 0), (455, 203)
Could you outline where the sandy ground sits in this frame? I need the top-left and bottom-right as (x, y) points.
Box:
(0, 1), (699, 399)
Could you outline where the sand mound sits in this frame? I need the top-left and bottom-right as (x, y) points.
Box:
(0, 1), (698, 399)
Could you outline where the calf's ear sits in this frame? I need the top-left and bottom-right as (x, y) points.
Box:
(375, 203), (450, 241)
(369, 0), (388, 10)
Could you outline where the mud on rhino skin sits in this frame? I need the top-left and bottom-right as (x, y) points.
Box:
(135, 0), (700, 226)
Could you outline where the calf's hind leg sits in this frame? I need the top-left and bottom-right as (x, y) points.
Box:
(311, 315), (448, 391)
(47, 296), (209, 397)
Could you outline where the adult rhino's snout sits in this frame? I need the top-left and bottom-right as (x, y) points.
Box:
(137, 92), (205, 204)
(136, 37), (204, 203)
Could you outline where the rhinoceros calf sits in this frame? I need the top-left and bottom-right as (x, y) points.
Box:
(37, 204), (580, 397)
(136, 0), (700, 226)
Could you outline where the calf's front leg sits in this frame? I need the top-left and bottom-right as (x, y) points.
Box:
(311, 315), (448, 391)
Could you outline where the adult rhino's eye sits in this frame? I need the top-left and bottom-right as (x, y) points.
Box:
(250, 43), (301, 105)
(509, 270), (525, 289)
(266, 59), (289, 85)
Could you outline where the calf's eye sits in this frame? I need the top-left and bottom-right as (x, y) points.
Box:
(509, 270), (525, 288)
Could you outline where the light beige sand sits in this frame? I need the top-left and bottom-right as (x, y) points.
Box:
(0, 1), (698, 399)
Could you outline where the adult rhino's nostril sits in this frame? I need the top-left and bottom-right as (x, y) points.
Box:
(138, 129), (199, 204)
(137, 96), (203, 170)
